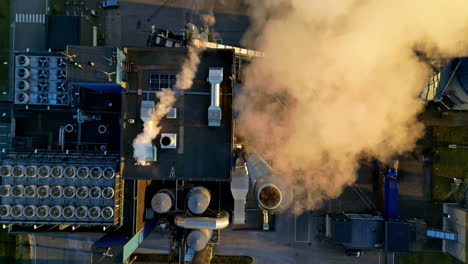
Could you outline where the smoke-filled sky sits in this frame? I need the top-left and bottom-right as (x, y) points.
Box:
(238, 0), (468, 210)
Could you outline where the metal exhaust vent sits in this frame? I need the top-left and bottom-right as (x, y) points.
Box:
(38, 166), (50, 178)
(16, 80), (30, 91)
(64, 166), (76, 178)
(0, 185), (11, 197)
(160, 133), (177, 149)
(12, 165), (25, 177)
(36, 205), (50, 218)
(102, 187), (115, 199)
(23, 205), (37, 217)
(15, 92), (30, 104)
(49, 206), (63, 218)
(103, 167), (115, 179)
(63, 186), (76, 198)
(37, 185), (50, 198)
(90, 167), (102, 179)
(0, 165), (12, 177)
(75, 206), (88, 219)
(101, 207), (114, 219)
(0, 205), (11, 217)
(89, 187), (102, 199)
(11, 185), (24, 197)
(76, 186), (89, 199)
(50, 186), (63, 198)
(64, 124), (74, 133)
(25, 165), (38, 177)
(77, 167), (89, 178)
(24, 185), (37, 197)
(16, 55), (31, 67)
(51, 166), (63, 178)
(88, 206), (101, 219)
(11, 205), (24, 217)
(207, 67), (223, 127)
(62, 206), (76, 218)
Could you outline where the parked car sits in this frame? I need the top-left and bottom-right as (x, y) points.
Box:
(101, 1), (119, 8)
(345, 249), (363, 257)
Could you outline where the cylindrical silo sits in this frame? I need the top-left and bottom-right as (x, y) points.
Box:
(37, 185), (50, 198)
(49, 205), (63, 218)
(24, 185), (37, 197)
(102, 187), (115, 199)
(0, 205), (11, 217)
(12, 165), (25, 177)
(76, 186), (89, 199)
(38, 166), (50, 177)
(89, 187), (102, 199)
(64, 166), (76, 178)
(0, 185), (11, 197)
(11, 185), (24, 197)
(23, 205), (37, 217)
(25, 165), (38, 177)
(187, 229), (213, 251)
(63, 186), (76, 198)
(151, 189), (174, 214)
(11, 205), (24, 217)
(62, 206), (76, 218)
(36, 205), (50, 218)
(246, 152), (293, 214)
(51, 166), (63, 178)
(77, 167), (89, 178)
(187, 187), (211, 215)
(90, 167), (102, 179)
(88, 206), (101, 219)
(103, 167), (115, 179)
(101, 207), (114, 219)
(50, 186), (63, 198)
(75, 206), (88, 219)
(0, 165), (12, 177)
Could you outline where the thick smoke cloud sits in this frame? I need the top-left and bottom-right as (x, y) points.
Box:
(238, 0), (468, 210)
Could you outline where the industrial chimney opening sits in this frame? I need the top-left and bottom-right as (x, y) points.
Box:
(161, 136), (171, 146)
(258, 184), (282, 210)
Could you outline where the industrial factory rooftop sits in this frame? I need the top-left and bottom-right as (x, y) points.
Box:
(66, 46), (118, 84)
(121, 48), (234, 181)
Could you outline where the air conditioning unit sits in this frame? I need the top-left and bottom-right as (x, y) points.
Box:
(101, 207), (114, 219)
(38, 166), (50, 177)
(89, 187), (102, 199)
(16, 55), (31, 67)
(38, 82), (48, 92)
(0, 205), (11, 217)
(103, 167), (115, 179)
(57, 70), (66, 79)
(57, 82), (67, 92)
(15, 92), (30, 104)
(38, 57), (48, 67)
(90, 167), (102, 179)
(62, 206), (76, 218)
(36, 205), (50, 218)
(16, 80), (30, 91)
(51, 166), (63, 178)
(57, 94), (67, 105)
(57, 58), (67, 67)
(88, 206), (101, 219)
(38, 69), (49, 79)
(75, 206), (88, 219)
(63, 186), (76, 198)
(16, 67), (30, 79)
(64, 166), (76, 178)
(23, 205), (37, 217)
(0, 165), (12, 177)
(24, 185), (37, 197)
(49, 205), (63, 218)
(10, 205), (24, 217)
(25, 165), (37, 177)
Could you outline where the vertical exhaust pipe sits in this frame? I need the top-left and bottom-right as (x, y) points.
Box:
(207, 67), (223, 127)
(151, 189), (174, 214)
(187, 187), (211, 214)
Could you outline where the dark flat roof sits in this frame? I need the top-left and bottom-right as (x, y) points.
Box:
(48, 16), (93, 51)
(121, 48), (234, 181)
(66, 46), (117, 83)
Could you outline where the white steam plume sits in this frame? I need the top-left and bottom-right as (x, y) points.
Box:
(238, 0), (468, 210)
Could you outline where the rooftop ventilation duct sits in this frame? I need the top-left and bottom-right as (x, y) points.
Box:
(230, 157), (249, 225)
(16, 80), (30, 91)
(103, 167), (115, 179)
(76, 186), (89, 199)
(90, 167), (102, 179)
(62, 206), (76, 218)
(98, 125), (107, 134)
(11, 205), (24, 217)
(63, 186), (76, 198)
(175, 211), (230, 230)
(38, 166), (50, 178)
(12, 165), (25, 177)
(0, 165), (12, 177)
(0, 205), (11, 217)
(25, 165), (38, 177)
(23, 205), (37, 217)
(16, 67), (30, 79)
(207, 67), (223, 127)
(89, 187), (102, 199)
(88, 206), (101, 219)
(101, 207), (114, 219)
(187, 187), (211, 215)
(64, 166), (76, 178)
(187, 229), (213, 252)
(51, 166), (63, 178)
(64, 124), (74, 133)
(75, 206), (88, 219)
(11, 185), (24, 197)
(160, 133), (177, 149)
(102, 187), (115, 199)
(16, 55), (31, 67)
(24, 185), (37, 197)
(36, 205), (50, 218)
(151, 189), (174, 213)
(77, 167), (89, 178)
(0, 185), (11, 197)
(49, 205), (63, 218)
(15, 92), (30, 104)
(246, 152), (293, 214)
(50, 186), (63, 198)
(140, 100), (155, 122)
(37, 185), (50, 198)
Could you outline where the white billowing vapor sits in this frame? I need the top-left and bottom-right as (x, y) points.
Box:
(238, 0), (468, 211)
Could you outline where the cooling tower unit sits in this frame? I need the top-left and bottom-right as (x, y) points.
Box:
(62, 206), (76, 218)
(160, 133), (177, 149)
(12, 165), (25, 177)
(51, 166), (63, 178)
(63, 186), (76, 198)
(16, 55), (31, 67)
(77, 167), (89, 178)
(187, 229), (213, 251)
(64, 166), (76, 178)
(0, 205), (11, 217)
(103, 167), (115, 179)
(89, 187), (102, 199)
(11, 185), (24, 197)
(50, 186), (63, 198)
(102, 187), (115, 199)
(90, 167), (102, 179)
(15, 92), (30, 104)
(0, 165), (12, 177)
(207, 67), (223, 127)
(151, 189), (174, 213)
(37, 185), (50, 198)
(11, 205), (24, 217)
(101, 207), (114, 219)
(187, 187), (211, 215)
(24, 185), (37, 197)
(25, 165), (38, 177)
(23, 205), (37, 217)
(88, 206), (101, 219)
(16, 80), (30, 91)
(0, 185), (10, 197)
(49, 205), (63, 218)
(246, 152), (293, 214)
(75, 206), (88, 219)
(36, 205), (50, 218)
(38, 166), (50, 177)
(16, 67), (30, 79)
(76, 186), (89, 199)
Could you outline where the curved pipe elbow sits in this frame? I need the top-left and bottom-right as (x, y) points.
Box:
(175, 211), (229, 230)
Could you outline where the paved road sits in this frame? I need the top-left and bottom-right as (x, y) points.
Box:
(12, 0), (48, 52)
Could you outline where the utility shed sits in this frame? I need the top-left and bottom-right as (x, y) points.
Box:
(47, 16), (93, 50)
(121, 48), (234, 181)
(443, 203), (467, 263)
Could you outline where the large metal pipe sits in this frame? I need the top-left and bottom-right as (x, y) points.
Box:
(187, 187), (211, 215)
(174, 211), (229, 230)
(207, 67), (223, 127)
(151, 189), (174, 213)
(187, 229), (212, 252)
(246, 152), (293, 214)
